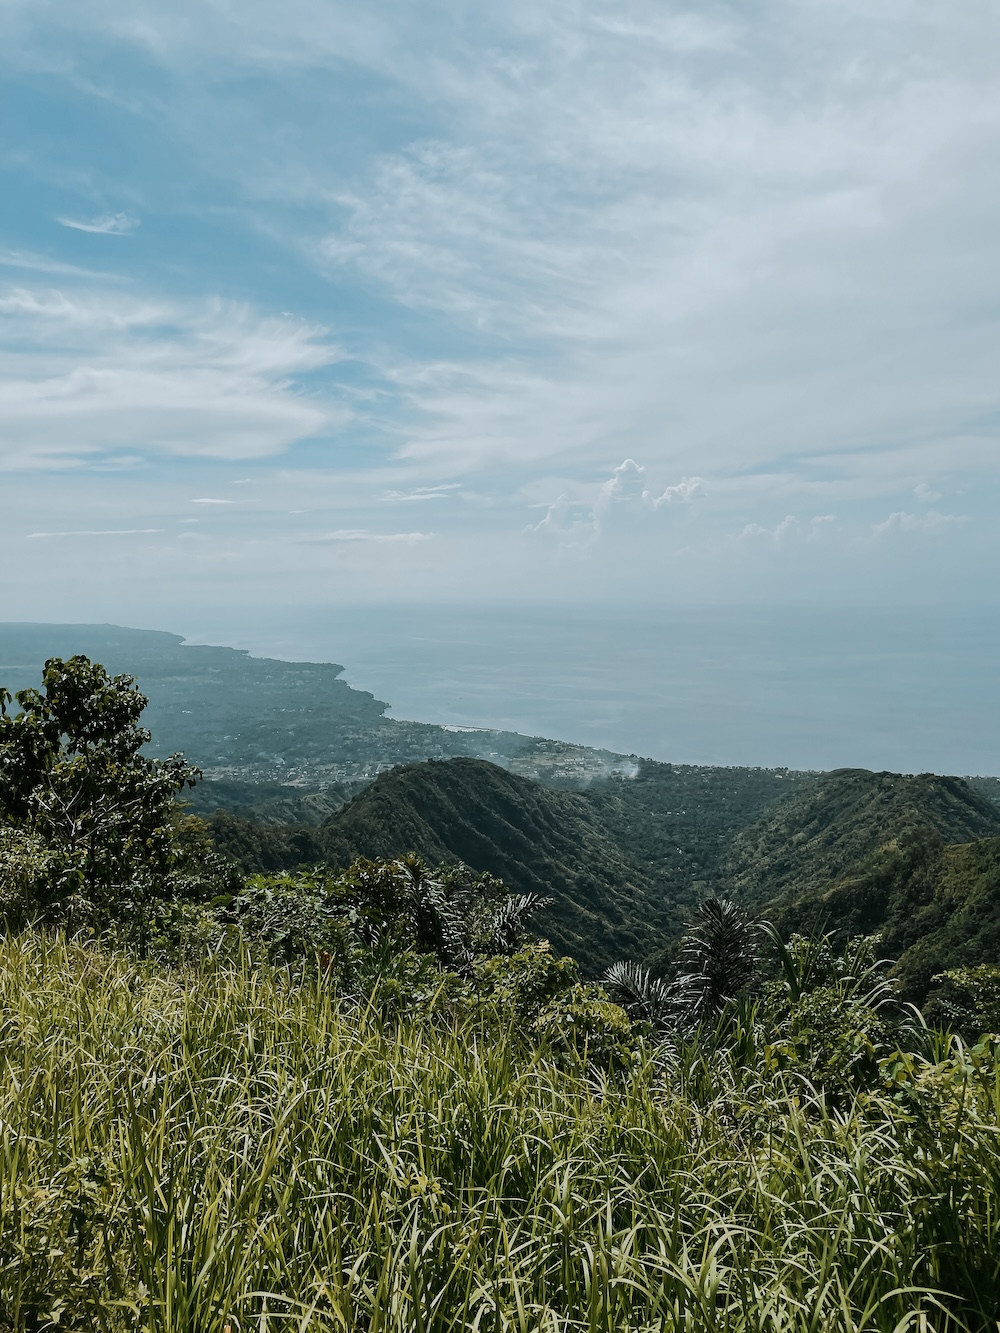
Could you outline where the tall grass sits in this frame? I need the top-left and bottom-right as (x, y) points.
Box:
(0, 933), (997, 1332)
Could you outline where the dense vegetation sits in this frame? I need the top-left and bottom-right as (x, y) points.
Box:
(208, 759), (817, 971)
(210, 760), (664, 970)
(719, 769), (1000, 1009)
(723, 769), (1000, 906)
(3, 655), (1000, 1330)
(2, 932), (1000, 1332)
(208, 761), (1000, 990)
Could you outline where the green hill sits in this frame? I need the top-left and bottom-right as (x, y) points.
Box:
(209, 757), (819, 971)
(721, 768), (1000, 1003)
(723, 768), (1000, 906)
(763, 834), (1000, 1008)
(313, 758), (668, 970)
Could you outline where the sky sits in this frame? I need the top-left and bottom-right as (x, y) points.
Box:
(1, 0), (999, 622)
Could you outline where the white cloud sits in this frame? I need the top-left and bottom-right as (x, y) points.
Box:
(657, 477), (705, 506)
(381, 483), (461, 502)
(873, 509), (970, 536)
(741, 515), (837, 547)
(2, 0), (1000, 606)
(0, 249), (112, 278)
(58, 212), (139, 236)
(528, 494), (597, 547)
(6, 3), (1000, 495)
(0, 288), (343, 468)
(314, 529), (432, 543)
(27, 528), (164, 538)
(532, 458), (705, 546)
(596, 459), (705, 524)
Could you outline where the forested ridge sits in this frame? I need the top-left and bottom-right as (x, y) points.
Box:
(208, 758), (1000, 988)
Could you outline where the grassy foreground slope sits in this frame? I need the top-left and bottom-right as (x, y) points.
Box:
(3, 932), (1000, 1333)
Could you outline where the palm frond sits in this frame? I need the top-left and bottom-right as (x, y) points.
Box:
(483, 893), (555, 955)
(602, 960), (674, 1029)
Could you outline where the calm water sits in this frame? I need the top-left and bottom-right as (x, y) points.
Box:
(179, 603), (1000, 775)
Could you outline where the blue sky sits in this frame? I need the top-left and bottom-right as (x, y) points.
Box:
(2, 0), (999, 622)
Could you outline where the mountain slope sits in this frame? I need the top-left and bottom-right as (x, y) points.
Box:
(723, 769), (1000, 907)
(208, 757), (818, 970)
(762, 835), (1000, 1007)
(720, 769), (1000, 1004)
(314, 758), (676, 971)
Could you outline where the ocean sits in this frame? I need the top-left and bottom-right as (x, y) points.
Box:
(179, 602), (1000, 776)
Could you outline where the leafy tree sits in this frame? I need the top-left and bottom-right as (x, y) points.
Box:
(475, 943), (637, 1068)
(927, 963), (1000, 1036)
(0, 656), (199, 926)
(757, 929), (924, 1097)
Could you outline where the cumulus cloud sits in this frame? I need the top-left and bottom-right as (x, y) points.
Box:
(596, 459), (705, 525)
(741, 515), (836, 547)
(914, 482), (943, 503)
(528, 494), (598, 546)
(658, 477), (705, 505)
(532, 459), (705, 546)
(873, 510), (970, 536)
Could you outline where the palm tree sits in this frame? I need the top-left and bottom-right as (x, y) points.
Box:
(482, 891), (554, 955)
(602, 961), (673, 1030)
(674, 897), (762, 1021)
(395, 855), (553, 971)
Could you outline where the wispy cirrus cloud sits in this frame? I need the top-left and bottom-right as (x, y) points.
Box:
(27, 527), (164, 538)
(57, 212), (139, 236)
(381, 484), (461, 502)
(314, 529), (432, 543)
(1, 0), (1000, 607)
(0, 287), (345, 469)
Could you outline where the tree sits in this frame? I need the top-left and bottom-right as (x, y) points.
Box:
(602, 961), (674, 1031)
(673, 897), (762, 1021)
(0, 656), (199, 926)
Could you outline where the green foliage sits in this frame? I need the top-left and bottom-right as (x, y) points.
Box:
(718, 769), (1000, 1007)
(0, 824), (65, 924)
(760, 932), (922, 1097)
(473, 941), (583, 1019)
(674, 896), (762, 1019)
(601, 959), (674, 1030)
(473, 944), (638, 1068)
(929, 963), (1000, 1036)
(0, 656), (199, 927)
(0, 932), (998, 1332)
(725, 768), (1000, 909)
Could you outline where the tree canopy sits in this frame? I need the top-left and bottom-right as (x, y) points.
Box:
(0, 656), (199, 926)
